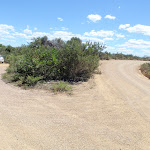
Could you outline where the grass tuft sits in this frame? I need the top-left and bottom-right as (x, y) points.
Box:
(51, 81), (72, 94)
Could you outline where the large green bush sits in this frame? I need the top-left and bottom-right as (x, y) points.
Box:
(5, 37), (101, 86)
(58, 38), (99, 81)
(7, 46), (60, 83)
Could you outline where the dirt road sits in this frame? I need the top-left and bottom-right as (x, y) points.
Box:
(0, 60), (150, 150)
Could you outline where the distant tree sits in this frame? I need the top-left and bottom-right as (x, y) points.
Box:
(5, 45), (14, 53)
(86, 41), (106, 53)
(0, 44), (5, 48)
(41, 36), (48, 46)
(51, 38), (65, 49)
(29, 37), (42, 48)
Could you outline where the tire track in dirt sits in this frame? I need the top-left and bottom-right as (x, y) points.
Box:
(0, 61), (150, 150)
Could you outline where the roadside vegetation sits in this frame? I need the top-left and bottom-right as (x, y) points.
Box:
(1, 37), (104, 90)
(1, 36), (150, 92)
(99, 51), (150, 61)
(51, 81), (72, 94)
(140, 63), (150, 79)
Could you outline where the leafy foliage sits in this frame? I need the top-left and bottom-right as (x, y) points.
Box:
(140, 63), (150, 79)
(4, 37), (102, 86)
(2, 36), (150, 87)
(58, 38), (99, 81)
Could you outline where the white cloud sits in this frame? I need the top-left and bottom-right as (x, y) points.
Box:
(117, 47), (133, 54)
(24, 25), (32, 34)
(141, 49), (150, 54)
(57, 17), (63, 21)
(0, 24), (15, 32)
(80, 36), (104, 43)
(0, 25), (103, 43)
(103, 38), (114, 41)
(52, 31), (73, 40)
(105, 15), (116, 20)
(0, 30), (9, 35)
(32, 32), (50, 38)
(106, 46), (134, 55)
(2, 35), (15, 39)
(125, 24), (150, 36)
(116, 33), (125, 38)
(84, 30), (114, 37)
(119, 24), (150, 36)
(0, 24), (15, 39)
(0, 24), (15, 35)
(61, 27), (68, 31)
(13, 31), (51, 40)
(24, 29), (32, 34)
(0, 37), (15, 42)
(34, 27), (37, 31)
(3, 23), (147, 54)
(107, 46), (115, 50)
(119, 24), (130, 29)
(87, 14), (102, 23)
(118, 39), (150, 49)
(13, 32), (29, 39)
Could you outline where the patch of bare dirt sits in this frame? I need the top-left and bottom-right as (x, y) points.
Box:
(0, 60), (150, 150)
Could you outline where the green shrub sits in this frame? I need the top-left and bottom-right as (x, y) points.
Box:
(26, 76), (42, 86)
(140, 63), (150, 79)
(4, 37), (102, 86)
(51, 81), (72, 93)
(58, 38), (99, 81)
(2, 73), (12, 82)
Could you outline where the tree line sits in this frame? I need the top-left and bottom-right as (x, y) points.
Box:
(2, 37), (103, 86)
(1, 36), (150, 86)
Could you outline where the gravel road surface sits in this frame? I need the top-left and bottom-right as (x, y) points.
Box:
(0, 60), (150, 150)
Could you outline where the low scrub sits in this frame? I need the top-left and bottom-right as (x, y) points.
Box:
(51, 81), (72, 93)
(140, 63), (150, 79)
(4, 37), (102, 87)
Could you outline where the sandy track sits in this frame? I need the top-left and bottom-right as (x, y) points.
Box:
(0, 60), (150, 150)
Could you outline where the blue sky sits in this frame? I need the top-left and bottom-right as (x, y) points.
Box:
(0, 0), (150, 56)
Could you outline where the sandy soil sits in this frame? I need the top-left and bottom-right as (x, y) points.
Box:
(0, 60), (150, 150)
